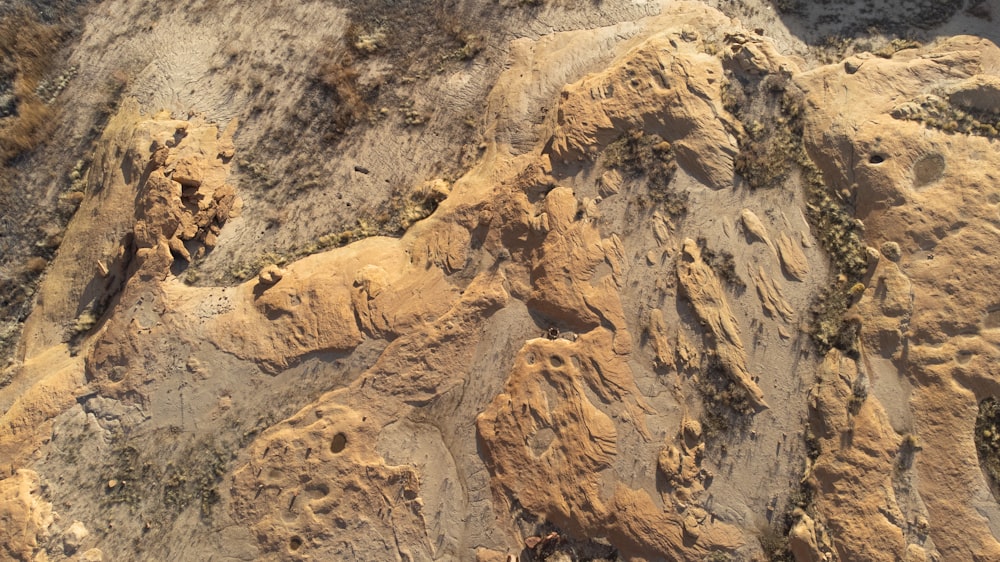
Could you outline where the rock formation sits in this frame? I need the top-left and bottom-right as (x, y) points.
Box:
(1, 1), (1000, 560)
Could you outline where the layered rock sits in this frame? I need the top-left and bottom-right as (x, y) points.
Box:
(799, 34), (1000, 562)
(3, 2), (1000, 561)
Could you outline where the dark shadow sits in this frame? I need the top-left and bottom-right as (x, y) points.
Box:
(765, 0), (1000, 48)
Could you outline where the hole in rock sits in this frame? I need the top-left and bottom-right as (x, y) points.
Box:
(331, 432), (347, 454)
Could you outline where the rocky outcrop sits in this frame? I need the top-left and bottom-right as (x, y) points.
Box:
(777, 231), (809, 281)
(545, 4), (740, 189)
(800, 34), (1000, 561)
(677, 239), (767, 410)
(805, 350), (907, 561)
(477, 331), (742, 560)
(0, 471), (53, 562)
(4, 2), (1000, 561)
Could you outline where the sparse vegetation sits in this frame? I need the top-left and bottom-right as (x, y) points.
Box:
(602, 129), (686, 218)
(893, 95), (1000, 139)
(518, 521), (619, 561)
(757, 520), (794, 561)
(723, 73), (803, 191)
(873, 38), (921, 58)
(810, 284), (862, 356)
(847, 374), (868, 415)
(897, 433), (920, 471)
(0, 2), (111, 364)
(226, 180), (447, 282)
(697, 237), (746, 291)
(697, 355), (754, 439)
(768, 0), (964, 37)
(975, 397), (1000, 497)
(0, 7), (68, 162)
(102, 428), (236, 519)
(758, 479), (816, 561)
(770, 0), (803, 16)
(315, 52), (375, 136)
(724, 69), (867, 355)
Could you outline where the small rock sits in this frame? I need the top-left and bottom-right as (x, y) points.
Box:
(777, 231), (809, 281)
(598, 170), (622, 197)
(866, 246), (881, 267)
(171, 156), (205, 188)
(63, 520), (89, 555)
(258, 264), (284, 286)
(881, 241), (901, 262)
(904, 544), (928, 562)
(682, 514), (701, 538)
(947, 75), (1000, 114)
(682, 418), (702, 444)
(740, 209), (772, 248)
(150, 146), (170, 168)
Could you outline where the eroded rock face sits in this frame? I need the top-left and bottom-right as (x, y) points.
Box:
(3, 2), (1000, 561)
(0, 471), (53, 562)
(546, 5), (740, 190)
(677, 238), (767, 410)
(799, 35), (1000, 561)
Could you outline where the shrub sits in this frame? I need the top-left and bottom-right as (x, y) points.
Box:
(698, 237), (746, 291)
(0, 7), (69, 162)
(873, 38), (921, 58)
(723, 70), (867, 354)
(893, 94), (1000, 139)
(975, 397), (1000, 496)
(603, 129), (686, 217)
(697, 355), (754, 440)
(724, 73), (804, 190)
(316, 53), (371, 134)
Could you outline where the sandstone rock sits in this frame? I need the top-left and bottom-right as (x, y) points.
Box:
(62, 520), (88, 555)
(739, 209), (775, 253)
(170, 155), (205, 187)
(647, 309), (674, 369)
(9, 4), (1000, 562)
(0, 471), (54, 561)
(256, 264), (283, 286)
(806, 350), (907, 560)
(677, 239), (767, 410)
(598, 170), (622, 197)
(478, 329), (740, 559)
(777, 231), (809, 281)
(545, 6), (741, 189)
(80, 548), (104, 562)
(788, 510), (822, 562)
(751, 266), (794, 322)
(801, 36), (1000, 559)
(947, 75), (1000, 113)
